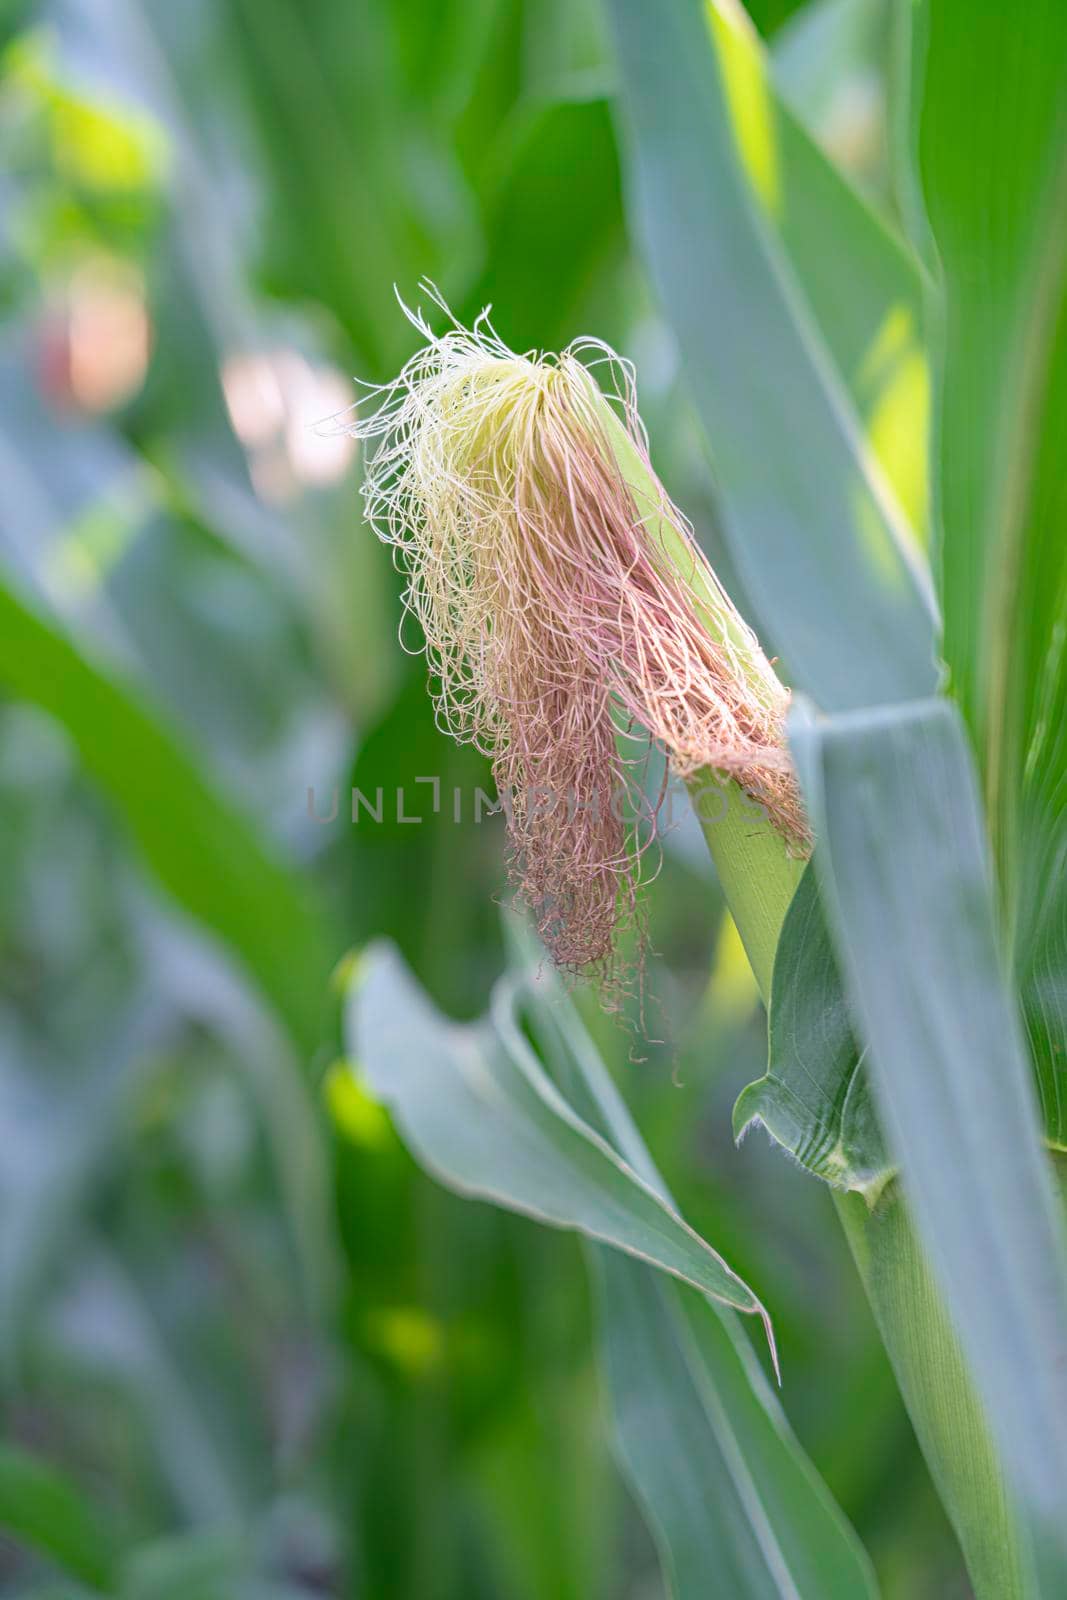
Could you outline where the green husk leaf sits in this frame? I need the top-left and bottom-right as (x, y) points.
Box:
(733, 862), (888, 1195)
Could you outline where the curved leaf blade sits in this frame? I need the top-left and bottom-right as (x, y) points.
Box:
(596, 1253), (878, 1600)
(349, 943), (773, 1341)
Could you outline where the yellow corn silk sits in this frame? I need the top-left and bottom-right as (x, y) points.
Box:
(346, 290), (806, 978)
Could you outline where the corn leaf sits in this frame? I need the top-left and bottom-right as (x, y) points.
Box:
(349, 943), (773, 1338)
(594, 1253), (876, 1600)
(735, 0), (1067, 1224)
(463, 94), (623, 351)
(605, 0), (937, 708)
(922, 0), (1067, 803)
(774, 0), (890, 202)
(791, 694), (1067, 1584)
(516, 957), (878, 1600)
(348, 939), (877, 1599)
(917, 1), (1067, 1159)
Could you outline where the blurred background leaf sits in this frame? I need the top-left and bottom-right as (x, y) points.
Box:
(0, 581), (337, 1060)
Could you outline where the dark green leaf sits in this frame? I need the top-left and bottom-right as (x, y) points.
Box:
(920, 0), (1067, 822)
(220, 0), (471, 373)
(916, 1), (1067, 1164)
(1022, 893), (1067, 1154)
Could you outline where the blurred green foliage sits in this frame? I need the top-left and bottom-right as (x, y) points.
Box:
(0, 1), (964, 1595)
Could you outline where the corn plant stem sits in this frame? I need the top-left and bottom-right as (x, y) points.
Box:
(689, 778), (1025, 1599)
(835, 1188), (1024, 1598)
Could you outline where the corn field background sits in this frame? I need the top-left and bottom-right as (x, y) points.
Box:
(1, 0), (1066, 1597)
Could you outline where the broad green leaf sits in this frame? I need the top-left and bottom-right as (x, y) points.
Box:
(920, 0), (1067, 840)
(0, 582), (336, 1059)
(605, 0), (937, 707)
(733, 862), (888, 1194)
(730, 0), (931, 544)
(348, 943), (773, 1342)
(0, 1443), (120, 1591)
(791, 694), (1067, 1582)
(835, 1187), (1026, 1600)
(916, 2), (1067, 1158)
